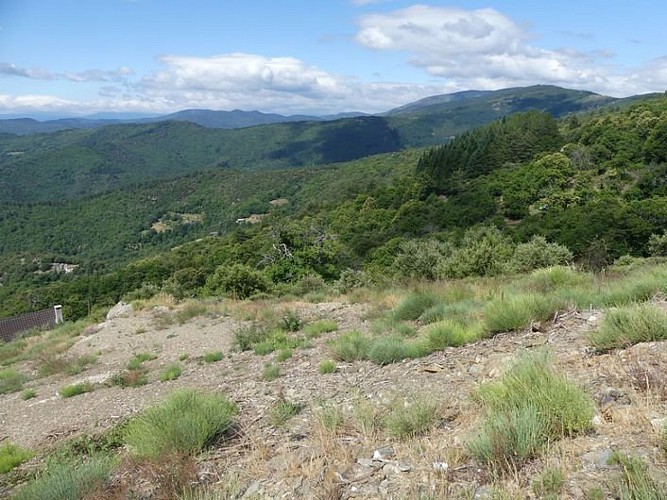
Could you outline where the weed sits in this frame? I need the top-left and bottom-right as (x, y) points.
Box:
(20, 388), (37, 400)
(203, 351), (223, 363)
(0, 441), (34, 473)
(590, 303), (667, 351)
(608, 452), (666, 500)
(269, 399), (303, 427)
(234, 324), (269, 351)
(160, 364), (182, 382)
(533, 467), (565, 497)
(124, 389), (237, 458)
(60, 382), (95, 398)
(466, 350), (594, 472)
(329, 330), (371, 362)
(0, 367), (24, 394)
(262, 363), (281, 381)
(276, 348), (292, 362)
(318, 359), (337, 374)
(304, 319), (338, 338)
(317, 405), (345, 433)
(127, 353), (158, 370)
(385, 397), (439, 439)
(280, 309), (302, 332)
(11, 454), (116, 500)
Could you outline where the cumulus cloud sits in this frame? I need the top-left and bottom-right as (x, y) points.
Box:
(353, 5), (667, 96)
(0, 62), (133, 82)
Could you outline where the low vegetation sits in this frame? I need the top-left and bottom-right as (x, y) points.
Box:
(608, 453), (667, 500)
(0, 441), (33, 474)
(159, 364), (182, 382)
(124, 389), (237, 459)
(59, 382), (95, 398)
(385, 397), (439, 439)
(590, 303), (667, 351)
(466, 350), (595, 472)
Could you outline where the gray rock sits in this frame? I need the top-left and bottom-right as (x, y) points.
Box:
(106, 301), (133, 320)
(372, 445), (395, 461)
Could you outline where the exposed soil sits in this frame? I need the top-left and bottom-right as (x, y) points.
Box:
(1, 298), (666, 498)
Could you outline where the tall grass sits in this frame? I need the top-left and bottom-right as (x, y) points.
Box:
(124, 389), (238, 458)
(467, 350), (594, 472)
(385, 397), (439, 439)
(608, 453), (667, 500)
(391, 290), (440, 321)
(0, 441), (33, 473)
(426, 319), (486, 349)
(0, 367), (24, 394)
(329, 330), (371, 362)
(590, 303), (667, 351)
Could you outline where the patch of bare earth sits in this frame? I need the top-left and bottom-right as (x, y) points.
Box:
(2, 300), (666, 498)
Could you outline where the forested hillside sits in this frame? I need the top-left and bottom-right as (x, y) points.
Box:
(2, 92), (667, 320)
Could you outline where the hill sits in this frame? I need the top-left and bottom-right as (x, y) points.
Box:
(0, 85), (626, 204)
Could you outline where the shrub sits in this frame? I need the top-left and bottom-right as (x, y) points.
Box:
(203, 351), (224, 363)
(60, 382), (94, 398)
(335, 268), (370, 293)
(590, 303), (667, 351)
(262, 363), (281, 381)
(234, 324), (269, 351)
(527, 266), (584, 294)
(124, 389), (237, 458)
(329, 331), (371, 362)
(12, 454), (115, 500)
(394, 239), (453, 280)
(206, 263), (270, 299)
(385, 397), (439, 439)
(0, 367), (24, 394)
(318, 359), (337, 374)
(159, 364), (182, 382)
(280, 309), (302, 332)
(21, 388), (37, 400)
(392, 291), (440, 321)
(269, 399), (303, 427)
(304, 320), (338, 338)
(466, 350), (594, 472)
(512, 236), (572, 273)
(648, 231), (667, 257)
(439, 225), (514, 278)
(608, 453), (666, 500)
(110, 369), (148, 388)
(38, 353), (98, 377)
(0, 441), (33, 473)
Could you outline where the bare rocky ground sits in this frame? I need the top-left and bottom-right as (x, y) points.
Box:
(1, 296), (666, 498)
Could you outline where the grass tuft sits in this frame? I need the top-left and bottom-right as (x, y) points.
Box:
(276, 348), (293, 362)
(20, 388), (37, 400)
(590, 303), (667, 351)
(59, 382), (95, 398)
(0, 367), (24, 394)
(203, 351), (224, 363)
(391, 291), (440, 321)
(124, 389), (237, 458)
(466, 350), (594, 472)
(262, 362), (281, 381)
(608, 452), (667, 500)
(127, 352), (158, 370)
(318, 359), (337, 374)
(0, 441), (34, 473)
(329, 330), (371, 362)
(426, 319), (485, 349)
(304, 319), (338, 338)
(269, 399), (303, 427)
(385, 397), (439, 439)
(11, 454), (116, 500)
(159, 364), (182, 382)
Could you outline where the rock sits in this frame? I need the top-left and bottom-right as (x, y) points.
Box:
(242, 480), (261, 498)
(598, 388), (631, 406)
(591, 414), (603, 427)
(372, 445), (395, 461)
(587, 315), (598, 324)
(582, 448), (614, 468)
(650, 417), (667, 433)
(357, 458), (375, 468)
(106, 301), (133, 320)
(432, 461), (448, 472)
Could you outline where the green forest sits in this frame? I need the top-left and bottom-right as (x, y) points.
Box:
(2, 88), (667, 320)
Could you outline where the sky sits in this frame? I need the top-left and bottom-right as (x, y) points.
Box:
(1, 0), (666, 117)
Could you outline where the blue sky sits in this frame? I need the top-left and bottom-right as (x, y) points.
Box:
(1, 0), (666, 116)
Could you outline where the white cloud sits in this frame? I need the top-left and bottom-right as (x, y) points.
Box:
(0, 62), (134, 82)
(354, 5), (667, 96)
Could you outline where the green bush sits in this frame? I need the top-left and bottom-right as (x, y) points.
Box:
(392, 291), (440, 321)
(385, 397), (439, 439)
(124, 389), (237, 458)
(280, 309), (302, 332)
(512, 236), (573, 273)
(234, 324), (269, 351)
(318, 359), (337, 374)
(335, 268), (370, 294)
(394, 238), (453, 280)
(206, 263), (270, 299)
(648, 231), (667, 257)
(590, 303), (667, 351)
(466, 350), (594, 472)
(11, 454), (115, 500)
(0, 367), (24, 394)
(203, 351), (223, 363)
(59, 382), (94, 398)
(0, 441), (33, 473)
(426, 319), (485, 349)
(159, 364), (182, 382)
(329, 331), (371, 362)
